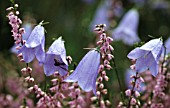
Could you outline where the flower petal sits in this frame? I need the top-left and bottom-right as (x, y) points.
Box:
(44, 54), (68, 76)
(25, 25), (45, 48)
(149, 60), (158, 77)
(19, 45), (35, 63)
(112, 9), (140, 45)
(35, 45), (45, 64)
(127, 47), (147, 59)
(65, 50), (100, 93)
(140, 38), (162, 51)
(47, 37), (68, 65)
(135, 56), (148, 73)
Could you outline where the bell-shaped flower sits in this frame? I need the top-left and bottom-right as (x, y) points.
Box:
(112, 9), (140, 45)
(19, 25), (45, 64)
(90, 1), (110, 30)
(64, 50), (100, 94)
(44, 37), (68, 76)
(127, 38), (163, 77)
(10, 23), (33, 54)
(165, 37), (170, 54)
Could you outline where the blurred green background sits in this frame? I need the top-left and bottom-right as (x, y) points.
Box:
(1, 0), (170, 106)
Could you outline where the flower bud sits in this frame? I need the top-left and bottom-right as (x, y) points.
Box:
(125, 89), (131, 96)
(105, 100), (111, 106)
(96, 91), (100, 97)
(130, 98), (136, 105)
(104, 76), (109, 81)
(29, 77), (34, 82)
(14, 4), (19, 8)
(135, 91), (140, 97)
(90, 96), (97, 101)
(101, 89), (107, 94)
(99, 83), (104, 89)
(21, 68), (27, 74)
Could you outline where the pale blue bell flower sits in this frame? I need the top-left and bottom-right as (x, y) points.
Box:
(112, 9), (140, 45)
(19, 25), (45, 64)
(64, 50), (100, 95)
(44, 37), (68, 76)
(127, 38), (163, 77)
(90, 0), (111, 30)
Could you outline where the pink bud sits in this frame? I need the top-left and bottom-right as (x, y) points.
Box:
(100, 100), (106, 108)
(130, 98), (136, 105)
(51, 79), (58, 85)
(25, 76), (30, 82)
(17, 53), (23, 58)
(106, 54), (114, 60)
(99, 65), (104, 71)
(6, 7), (14, 11)
(29, 77), (34, 82)
(27, 67), (32, 72)
(135, 91), (140, 97)
(19, 28), (25, 34)
(104, 60), (110, 66)
(98, 76), (103, 82)
(101, 89), (107, 94)
(96, 91), (101, 97)
(130, 64), (135, 70)
(101, 71), (106, 77)
(21, 68), (27, 73)
(106, 37), (113, 43)
(28, 87), (34, 92)
(90, 96), (97, 101)
(16, 11), (19, 15)
(108, 45), (114, 51)
(34, 85), (38, 90)
(105, 100), (111, 106)
(100, 46), (106, 53)
(97, 40), (103, 45)
(105, 65), (112, 70)
(99, 83), (104, 89)
(66, 56), (72, 64)
(14, 4), (19, 8)
(125, 89), (131, 96)
(104, 76), (109, 81)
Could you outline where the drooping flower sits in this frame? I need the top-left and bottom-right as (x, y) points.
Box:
(19, 25), (45, 63)
(165, 37), (170, 54)
(10, 23), (33, 54)
(44, 37), (68, 76)
(127, 38), (163, 77)
(112, 9), (140, 45)
(64, 50), (100, 94)
(90, 1), (110, 30)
